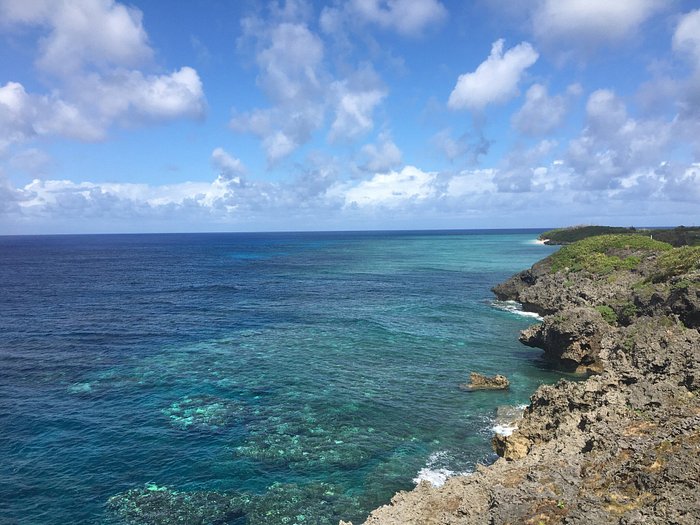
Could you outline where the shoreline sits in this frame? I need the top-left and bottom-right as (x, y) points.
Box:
(348, 236), (700, 524)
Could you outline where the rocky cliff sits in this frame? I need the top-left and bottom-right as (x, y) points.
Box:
(349, 236), (700, 524)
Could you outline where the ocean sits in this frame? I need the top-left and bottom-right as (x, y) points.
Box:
(0, 230), (560, 524)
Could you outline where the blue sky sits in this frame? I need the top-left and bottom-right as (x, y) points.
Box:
(1, 0), (699, 234)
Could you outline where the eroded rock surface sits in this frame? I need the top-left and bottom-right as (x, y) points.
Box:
(459, 372), (510, 391)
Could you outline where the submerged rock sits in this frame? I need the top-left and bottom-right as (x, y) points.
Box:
(106, 481), (362, 525)
(106, 484), (248, 525)
(162, 395), (245, 431)
(233, 404), (400, 470)
(245, 482), (361, 525)
(459, 372), (510, 391)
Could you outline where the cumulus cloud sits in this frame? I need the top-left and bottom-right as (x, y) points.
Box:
(359, 132), (403, 172)
(662, 163), (700, 203)
(233, 9), (386, 163)
(432, 129), (491, 163)
(673, 9), (700, 69)
(232, 18), (327, 164)
(532, 0), (666, 49)
(512, 83), (581, 136)
(566, 89), (673, 190)
(337, 165), (438, 208)
(0, 80), (104, 149)
(2, 151), (698, 232)
(448, 39), (539, 112)
(494, 139), (559, 193)
(0, 0), (152, 75)
(0, 0), (205, 150)
(329, 66), (386, 142)
(9, 148), (54, 177)
(347, 0), (447, 36)
(211, 147), (246, 181)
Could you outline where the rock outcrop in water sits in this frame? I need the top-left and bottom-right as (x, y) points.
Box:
(351, 235), (700, 524)
(459, 372), (510, 391)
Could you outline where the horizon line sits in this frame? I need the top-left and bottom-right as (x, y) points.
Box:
(0, 225), (690, 238)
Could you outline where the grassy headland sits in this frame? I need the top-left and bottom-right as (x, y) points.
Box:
(539, 225), (700, 247)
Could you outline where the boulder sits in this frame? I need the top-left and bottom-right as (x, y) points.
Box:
(460, 372), (510, 391)
(520, 307), (611, 373)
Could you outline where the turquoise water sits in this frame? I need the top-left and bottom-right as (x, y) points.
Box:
(0, 230), (559, 524)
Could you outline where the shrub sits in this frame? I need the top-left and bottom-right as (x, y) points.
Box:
(650, 246), (700, 282)
(620, 302), (638, 318)
(539, 226), (635, 244)
(549, 234), (672, 274)
(596, 305), (618, 325)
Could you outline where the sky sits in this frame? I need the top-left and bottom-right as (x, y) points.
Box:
(1, 0), (700, 234)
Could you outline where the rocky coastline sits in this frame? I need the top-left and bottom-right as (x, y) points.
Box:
(349, 235), (700, 524)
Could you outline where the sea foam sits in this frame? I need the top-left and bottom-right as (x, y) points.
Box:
(491, 423), (517, 437)
(413, 451), (472, 487)
(491, 300), (543, 321)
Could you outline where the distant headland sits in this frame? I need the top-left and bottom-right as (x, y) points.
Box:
(539, 225), (700, 247)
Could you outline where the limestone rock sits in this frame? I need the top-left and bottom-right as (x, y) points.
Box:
(519, 307), (611, 373)
(355, 241), (700, 525)
(459, 372), (510, 391)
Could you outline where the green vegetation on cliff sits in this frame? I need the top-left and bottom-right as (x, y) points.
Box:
(540, 225), (700, 247)
(549, 234), (672, 274)
(540, 226), (635, 244)
(649, 245), (700, 282)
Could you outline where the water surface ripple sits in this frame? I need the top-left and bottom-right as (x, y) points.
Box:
(0, 230), (559, 524)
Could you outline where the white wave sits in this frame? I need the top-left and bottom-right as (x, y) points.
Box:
(491, 300), (543, 321)
(525, 238), (548, 245)
(413, 467), (455, 487)
(413, 451), (472, 487)
(491, 423), (517, 437)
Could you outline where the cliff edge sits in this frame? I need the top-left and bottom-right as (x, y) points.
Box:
(349, 235), (700, 524)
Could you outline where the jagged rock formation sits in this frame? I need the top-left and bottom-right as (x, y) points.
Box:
(351, 236), (700, 525)
(459, 372), (510, 391)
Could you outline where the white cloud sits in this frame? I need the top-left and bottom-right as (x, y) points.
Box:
(512, 83), (581, 136)
(0, 0), (205, 150)
(329, 87), (385, 141)
(0, 82), (37, 151)
(448, 39), (539, 112)
(9, 148), (53, 177)
(339, 165), (438, 208)
(0, 80), (105, 148)
(348, 0), (447, 36)
(445, 169), (497, 196)
(662, 163), (700, 203)
(532, 0), (666, 48)
(255, 22), (324, 101)
(360, 133), (403, 172)
(432, 128), (492, 163)
(2, 152), (699, 232)
(566, 89), (673, 190)
(1, 0), (152, 75)
(329, 66), (386, 142)
(494, 139), (559, 193)
(211, 147), (246, 181)
(234, 13), (387, 163)
(673, 9), (700, 69)
(232, 20), (326, 164)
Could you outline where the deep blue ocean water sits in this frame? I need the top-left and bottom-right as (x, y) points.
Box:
(0, 230), (560, 524)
